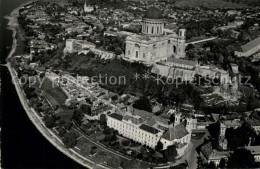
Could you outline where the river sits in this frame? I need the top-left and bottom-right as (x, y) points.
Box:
(0, 0), (84, 168)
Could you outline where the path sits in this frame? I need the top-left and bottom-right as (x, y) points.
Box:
(185, 37), (217, 46)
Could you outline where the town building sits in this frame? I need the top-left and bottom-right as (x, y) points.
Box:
(65, 39), (95, 53)
(106, 107), (195, 157)
(244, 146), (260, 162)
(246, 118), (260, 133)
(200, 142), (231, 166)
(220, 120), (242, 137)
(124, 7), (186, 64)
(235, 36), (260, 57)
(84, 1), (94, 13)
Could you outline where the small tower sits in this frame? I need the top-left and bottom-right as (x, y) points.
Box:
(179, 29), (186, 38)
(176, 29), (186, 58)
(174, 112), (181, 126)
(186, 117), (196, 133)
(84, 0), (87, 12)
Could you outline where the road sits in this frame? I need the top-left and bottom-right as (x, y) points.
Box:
(185, 37), (217, 46)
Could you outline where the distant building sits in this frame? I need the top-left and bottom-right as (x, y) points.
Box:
(200, 142), (231, 166)
(106, 106), (195, 156)
(244, 146), (260, 162)
(246, 118), (260, 133)
(84, 1), (94, 13)
(124, 7), (186, 64)
(220, 120), (242, 137)
(235, 36), (260, 57)
(65, 39), (95, 53)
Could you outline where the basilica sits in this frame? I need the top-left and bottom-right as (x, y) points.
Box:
(125, 7), (186, 64)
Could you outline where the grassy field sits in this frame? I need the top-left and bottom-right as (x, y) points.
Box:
(40, 78), (67, 105)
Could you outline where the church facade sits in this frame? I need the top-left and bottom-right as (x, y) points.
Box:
(125, 7), (186, 64)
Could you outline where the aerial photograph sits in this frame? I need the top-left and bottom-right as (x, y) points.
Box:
(1, 0), (260, 168)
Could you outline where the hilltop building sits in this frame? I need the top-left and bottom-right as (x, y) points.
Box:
(124, 7), (186, 64)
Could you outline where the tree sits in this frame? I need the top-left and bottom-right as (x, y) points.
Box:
(58, 127), (66, 137)
(62, 131), (78, 148)
(115, 47), (123, 55)
(164, 145), (178, 162)
(72, 109), (84, 125)
(43, 115), (55, 128)
(219, 158), (226, 168)
(100, 114), (107, 125)
(107, 157), (121, 168)
(155, 141), (163, 152)
(121, 159), (139, 169)
(80, 104), (92, 115)
(227, 148), (256, 168)
(207, 122), (220, 149)
(133, 96), (152, 112)
(64, 121), (73, 130)
(226, 123), (255, 150)
(208, 161), (216, 169)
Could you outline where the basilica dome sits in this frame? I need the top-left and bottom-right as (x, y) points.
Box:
(143, 7), (164, 19)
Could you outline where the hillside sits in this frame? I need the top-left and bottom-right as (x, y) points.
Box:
(174, 0), (248, 9)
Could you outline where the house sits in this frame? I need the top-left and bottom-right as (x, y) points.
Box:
(246, 118), (260, 133)
(200, 142), (231, 166)
(235, 36), (260, 57)
(244, 146), (260, 162)
(107, 107), (194, 153)
(220, 119), (242, 137)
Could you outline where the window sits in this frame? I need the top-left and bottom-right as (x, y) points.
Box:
(136, 51), (138, 58)
(143, 53), (145, 58)
(173, 46), (177, 54)
(128, 50), (130, 55)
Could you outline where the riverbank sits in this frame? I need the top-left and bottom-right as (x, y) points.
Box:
(5, 4), (106, 169)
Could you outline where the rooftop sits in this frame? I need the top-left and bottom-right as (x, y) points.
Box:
(241, 36), (260, 53)
(162, 122), (189, 141)
(244, 146), (260, 155)
(109, 113), (123, 121)
(221, 119), (241, 127)
(139, 124), (160, 134)
(201, 142), (231, 160)
(246, 118), (260, 126)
